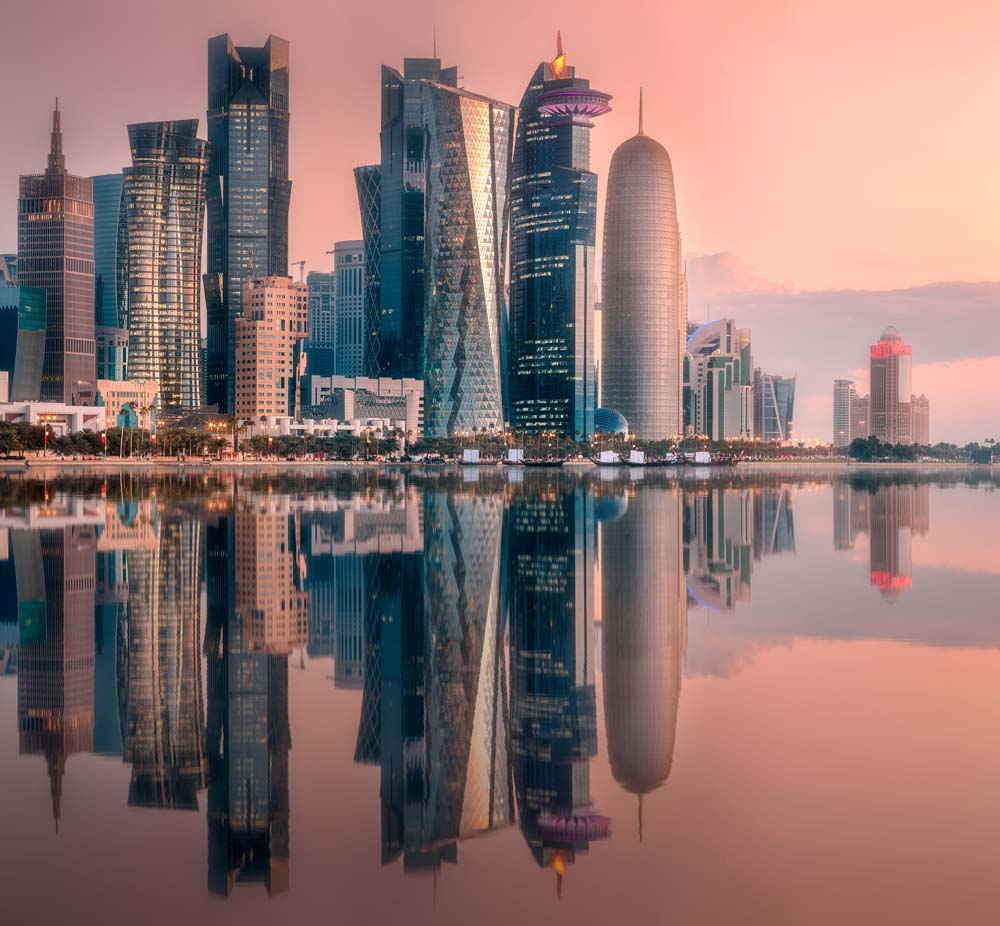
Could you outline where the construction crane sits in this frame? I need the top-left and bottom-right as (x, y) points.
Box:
(292, 259), (306, 282)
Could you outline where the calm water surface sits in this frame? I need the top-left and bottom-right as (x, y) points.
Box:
(1, 466), (998, 925)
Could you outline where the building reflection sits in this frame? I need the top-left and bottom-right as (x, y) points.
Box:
(508, 483), (608, 896)
(382, 487), (511, 871)
(683, 486), (795, 611)
(204, 489), (301, 897)
(10, 513), (99, 830)
(120, 506), (206, 809)
(833, 480), (931, 599)
(602, 486), (685, 841)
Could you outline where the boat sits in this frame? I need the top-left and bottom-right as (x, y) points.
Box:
(522, 457), (564, 468)
(460, 448), (497, 466)
(563, 455), (594, 467)
(504, 448), (525, 466)
(626, 449), (647, 468)
(592, 450), (622, 466)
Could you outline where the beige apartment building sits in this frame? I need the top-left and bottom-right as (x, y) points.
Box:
(235, 276), (308, 421)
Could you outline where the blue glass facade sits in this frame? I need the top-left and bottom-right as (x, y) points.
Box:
(375, 59), (456, 381)
(509, 52), (608, 441)
(353, 165), (381, 377)
(205, 35), (291, 413)
(92, 173), (127, 332)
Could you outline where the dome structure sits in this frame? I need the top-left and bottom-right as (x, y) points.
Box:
(594, 406), (628, 435)
(880, 325), (904, 342)
(601, 91), (686, 440)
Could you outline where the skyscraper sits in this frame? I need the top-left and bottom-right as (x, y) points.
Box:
(373, 58), (458, 381)
(304, 270), (335, 378)
(18, 102), (95, 402)
(833, 378), (870, 447)
(333, 240), (365, 377)
(123, 121), (210, 407)
(421, 81), (515, 437)
(353, 165), (381, 376)
(869, 326), (913, 444)
(205, 35), (291, 413)
(753, 368), (796, 442)
(602, 93), (686, 440)
(91, 173), (128, 378)
(508, 36), (610, 440)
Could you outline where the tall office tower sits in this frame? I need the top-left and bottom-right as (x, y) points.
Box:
(870, 326), (913, 444)
(508, 484), (609, 891)
(421, 81), (515, 437)
(18, 102), (95, 402)
(305, 270), (335, 378)
(602, 487), (686, 841)
(353, 165), (381, 376)
(684, 319), (753, 440)
(753, 368), (796, 442)
(123, 516), (206, 808)
(234, 276), (308, 421)
(123, 121), (210, 407)
(205, 34), (291, 413)
(508, 36), (610, 440)
(91, 173), (129, 380)
(374, 58), (457, 381)
(332, 240), (365, 376)
(684, 488), (753, 610)
(602, 94), (686, 439)
(910, 393), (930, 445)
(205, 511), (292, 897)
(833, 379), (855, 447)
(14, 525), (97, 830)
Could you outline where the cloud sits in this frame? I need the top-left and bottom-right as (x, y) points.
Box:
(683, 253), (1000, 443)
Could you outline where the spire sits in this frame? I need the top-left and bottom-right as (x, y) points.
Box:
(637, 88), (645, 136)
(47, 97), (66, 175)
(433, 23), (437, 59)
(549, 30), (569, 79)
(638, 794), (644, 843)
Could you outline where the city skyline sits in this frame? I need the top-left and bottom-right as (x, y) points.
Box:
(0, 5), (997, 442)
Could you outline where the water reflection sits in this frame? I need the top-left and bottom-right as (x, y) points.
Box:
(0, 466), (997, 915)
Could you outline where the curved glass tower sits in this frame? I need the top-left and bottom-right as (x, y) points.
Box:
(508, 37), (610, 441)
(602, 95), (686, 440)
(123, 120), (210, 408)
(421, 81), (515, 437)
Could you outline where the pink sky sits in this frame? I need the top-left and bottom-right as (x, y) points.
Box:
(1, 0), (997, 439)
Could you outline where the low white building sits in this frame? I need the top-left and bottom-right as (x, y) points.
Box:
(0, 401), (105, 435)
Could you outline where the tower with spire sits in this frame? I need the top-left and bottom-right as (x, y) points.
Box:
(601, 88), (687, 439)
(507, 34), (612, 441)
(17, 99), (96, 402)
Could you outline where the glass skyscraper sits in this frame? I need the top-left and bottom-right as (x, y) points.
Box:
(123, 121), (209, 407)
(753, 368), (796, 442)
(353, 165), (381, 377)
(92, 173), (128, 381)
(421, 81), (515, 437)
(373, 58), (457, 381)
(17, 102), (95, 402)
(508, 37), (610, 440)
(205, 34), (291, 413)
(602, 95), (687, 440)
(333, 240), (365, 377)
(305, 270), (335, 378)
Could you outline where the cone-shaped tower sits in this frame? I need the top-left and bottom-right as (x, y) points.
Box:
(601, 92), (686, 439)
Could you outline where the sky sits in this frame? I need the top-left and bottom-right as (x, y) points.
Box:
(1, 0), (997, 442)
